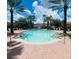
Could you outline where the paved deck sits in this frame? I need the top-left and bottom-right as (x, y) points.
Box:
(7, 30), (71, 59)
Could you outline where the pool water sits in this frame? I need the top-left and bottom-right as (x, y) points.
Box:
(20, 30), (61, 44)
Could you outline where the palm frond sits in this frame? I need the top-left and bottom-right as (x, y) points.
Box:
(7, 0), (22, 8)
(18, 7), (27, 12)
(44, 16), (53, 22)
(14, 0), (22, 7)
(48, 0), (55, 3)
(49, 0), (61, 4)
(7, 0), (15, 8)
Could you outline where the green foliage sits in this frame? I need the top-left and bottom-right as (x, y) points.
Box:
(67, 23), (71, 31)
(26, 15), (35, 29)
(48, 0), (62, 10)
(7, 0), (24, 34)
(26, 15), (35, 22)
(13, 18), (28, 29)
(43, 15), (53, 29)
(44, 16), (52, 22)
(51, 19), (62, 28)
(13, 16), (35, 29)
(49, 0), (68, 34)
(49, 0), (61, 4)
(7, 0), (22, 8)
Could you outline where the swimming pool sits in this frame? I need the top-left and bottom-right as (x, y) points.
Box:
(20, 30), (61, 44)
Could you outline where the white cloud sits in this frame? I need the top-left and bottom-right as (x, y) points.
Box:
(32, 1), (38, 7)
(67, 17), (71, 22)
(32, 1), (62, 23)
(7, 11), (10, 17)
(40, 0), (51, 8)
(33, 1), (47, 23)
(7, 11), (24, 22)
(67, 8), (71, 17)
(7, 9), (32, 22)
(7, 1), (71, 23)
(23, 9), (32, 15)
(14, 13), (24, 21)
(45, 9), (62, 20)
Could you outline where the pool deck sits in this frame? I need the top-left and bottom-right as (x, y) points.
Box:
(7, 30), (71, 59)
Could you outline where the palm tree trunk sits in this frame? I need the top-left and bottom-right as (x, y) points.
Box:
(10, 8), (14, 34)
(63, 0), (67, 34)
(47, 21), (49, 29)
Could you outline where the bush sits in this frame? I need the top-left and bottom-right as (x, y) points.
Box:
(67, 23), (71, 31)
(13, 17), (34, 29)
(50, 19), (62, 28)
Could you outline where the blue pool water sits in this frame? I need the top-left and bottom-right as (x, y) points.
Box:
(20, 30), (60, 44)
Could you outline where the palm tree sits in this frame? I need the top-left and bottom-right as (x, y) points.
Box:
(63, 0), (67, 34)
(27, 15), (35, 22)
(26, 15), (35, 29)
(43, 15), (52, 29)
(49, 0), (71, 34)
(51, 19), (62, 28)
(7, 0), (23, 34)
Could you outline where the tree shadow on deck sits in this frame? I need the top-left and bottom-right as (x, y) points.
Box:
(67, 34), (71, 39)
(7, 41), (23, 59)
(7, 41), (21, 47)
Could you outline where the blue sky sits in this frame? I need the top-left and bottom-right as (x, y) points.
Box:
(7, 0), (71, 23)
(21, 0), (35, 13)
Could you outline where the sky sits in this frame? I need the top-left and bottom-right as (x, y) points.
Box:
(7, 0), (71, 23)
